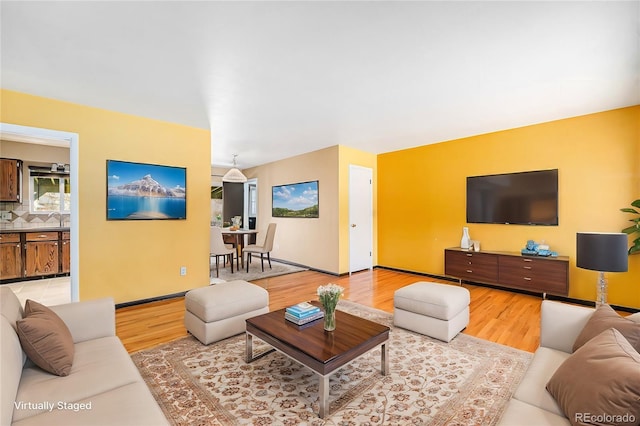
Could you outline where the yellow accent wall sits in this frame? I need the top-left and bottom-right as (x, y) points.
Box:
(378, 106), (640, 309)
(338, 145), (378, 273)
(1, 90), (212, 303)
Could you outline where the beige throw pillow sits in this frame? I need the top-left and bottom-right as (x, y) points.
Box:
(16, 299), (74, 376)
(547, 328), (640, 426)
(572, 303), (640, 353)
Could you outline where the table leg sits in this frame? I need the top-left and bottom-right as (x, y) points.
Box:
(238, 237), (245, 268)
(381, 342), (389, 375)
(245, 333), (253, 363)
(318, 373), (329, 418)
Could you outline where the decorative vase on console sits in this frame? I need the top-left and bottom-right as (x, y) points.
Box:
(461, 227), (471, 249)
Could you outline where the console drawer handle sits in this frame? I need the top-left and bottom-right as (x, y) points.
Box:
(466, 269), (473, 273)
(523, 266), (532, 270)
(523, 258), (533, 262)
(523, 277), (532, 281)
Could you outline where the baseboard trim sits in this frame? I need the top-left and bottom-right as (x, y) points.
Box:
(376, 266), (639, 314)
(116, 265), (638, 314)
(116, 292), (186, 309)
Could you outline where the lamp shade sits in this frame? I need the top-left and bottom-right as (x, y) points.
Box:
(576, 232), (628, 272)
(222, 167), (247, 183)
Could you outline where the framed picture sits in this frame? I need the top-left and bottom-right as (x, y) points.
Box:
(272, 180), (319, 218)
(106, 160), (186, 220)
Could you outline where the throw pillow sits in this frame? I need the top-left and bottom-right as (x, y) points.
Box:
(572, 303), (640, 352)
(16, 299), (74, 376)
(546, 328), (640, 426)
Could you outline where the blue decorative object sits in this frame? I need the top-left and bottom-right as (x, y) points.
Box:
(521, 240), (558, 257)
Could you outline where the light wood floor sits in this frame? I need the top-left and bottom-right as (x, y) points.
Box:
(116, 268), (544, 354)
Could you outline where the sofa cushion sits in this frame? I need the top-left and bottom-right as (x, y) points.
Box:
(16, 300), (74, 376)
(547, 328), (640, 426)
(512, 347), (568, 417)
(13, 336), (144, 422)
(1, 317), (26, 426)
(0, 286), (24, 331)
(572, 303), (640, 352)
(497, 398), (571, 426)
(12, 382), (168, 426)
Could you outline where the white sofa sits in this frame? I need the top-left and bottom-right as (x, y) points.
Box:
(1, 287), (168, 426)
(498, 300), (640, 425)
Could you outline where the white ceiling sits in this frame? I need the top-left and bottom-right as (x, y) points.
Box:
(1, 1), (638, 169)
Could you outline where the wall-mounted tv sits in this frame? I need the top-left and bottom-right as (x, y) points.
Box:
(467, 169), (558, 225)
(106, 160), (186, 220)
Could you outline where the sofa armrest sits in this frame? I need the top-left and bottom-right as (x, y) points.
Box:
(540, 300), (594, 353)
(50, 298), (115, 343)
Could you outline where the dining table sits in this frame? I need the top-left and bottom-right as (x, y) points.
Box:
(221, 228), (259, 268)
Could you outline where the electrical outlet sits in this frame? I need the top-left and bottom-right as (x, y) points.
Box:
(0, 211), (11, 220)
(180, 266), (187, 276)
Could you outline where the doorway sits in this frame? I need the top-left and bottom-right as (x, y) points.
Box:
(349, 165), (373, 274)
(0, 123), (79, 301)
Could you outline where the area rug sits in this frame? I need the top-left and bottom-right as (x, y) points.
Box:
(132, 301), (531, 425)
(212, 259), (306, 283)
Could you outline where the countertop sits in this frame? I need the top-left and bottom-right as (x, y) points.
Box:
(0, 226), (70, 234)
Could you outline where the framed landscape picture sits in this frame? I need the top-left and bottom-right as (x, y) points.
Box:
(106, 160), (186, 220)
(272, 180), (319, 218)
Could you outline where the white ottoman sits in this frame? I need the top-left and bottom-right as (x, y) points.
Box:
(184, 280), (269, 345)
(393, 282), (470, 342)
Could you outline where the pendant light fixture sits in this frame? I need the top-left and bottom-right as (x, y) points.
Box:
(222, 154), (247, 183)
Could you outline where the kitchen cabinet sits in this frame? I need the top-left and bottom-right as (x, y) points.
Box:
(0, 233), (22, 280)
(61, 231), (70, 273)
(0, 158), (22, 202)
(445, 247), (569, 296)
(25, 232), (59, 277)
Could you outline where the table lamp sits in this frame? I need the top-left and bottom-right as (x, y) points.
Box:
(576, 232), (628, 305)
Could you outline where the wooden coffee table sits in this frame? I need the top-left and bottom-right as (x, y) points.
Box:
(245, 303), (390, 418)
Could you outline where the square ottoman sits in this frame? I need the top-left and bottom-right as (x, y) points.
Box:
(393, 281), (470, 342)
(184, 280), (269, 345)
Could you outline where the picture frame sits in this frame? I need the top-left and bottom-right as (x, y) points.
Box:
(272, 180), (319, 218)
(106, 160), (186, 220)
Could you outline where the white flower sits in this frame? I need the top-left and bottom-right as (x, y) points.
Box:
(317, 283), (344, 311)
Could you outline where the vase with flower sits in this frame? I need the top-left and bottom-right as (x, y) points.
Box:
(317, 283), (344, 331)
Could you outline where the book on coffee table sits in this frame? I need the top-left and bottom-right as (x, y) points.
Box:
(285, 310), (324, 325)
(286, 302), (321, 318)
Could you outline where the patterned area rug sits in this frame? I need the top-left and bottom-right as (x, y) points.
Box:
(212, 259), (306, 283)
(132, 301), (531, 425)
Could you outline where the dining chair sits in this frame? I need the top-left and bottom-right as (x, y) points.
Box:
(244, 223), (277, 272)
(210, 226), (235, 277)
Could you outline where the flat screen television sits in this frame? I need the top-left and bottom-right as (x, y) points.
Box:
(466, 169), (558, 225)
(106, 160), (186, 220)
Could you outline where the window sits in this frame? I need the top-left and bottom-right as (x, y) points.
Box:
(29, 171), (71, 213)
(249, 184), (257, 216)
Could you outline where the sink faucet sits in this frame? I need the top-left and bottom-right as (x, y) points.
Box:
(47, 211), (64, 227)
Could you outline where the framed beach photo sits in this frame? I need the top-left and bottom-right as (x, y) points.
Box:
(106, 160), (186, 220)
(272, 180), (319, 218)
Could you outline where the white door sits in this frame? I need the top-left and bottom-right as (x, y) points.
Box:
(349, 165), (373, 273)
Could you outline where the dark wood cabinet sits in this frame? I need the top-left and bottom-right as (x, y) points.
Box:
(445, 247), (569, 296)
(444, 250), (498, 283)
(61, 231), (70, 273)
(498, 255), (568, 295)
(0, 233), (22, 280)
(0, 158), (22, 202)
(0, 230), (71, 283)
(25, 232), (59, 277)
